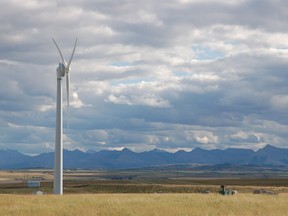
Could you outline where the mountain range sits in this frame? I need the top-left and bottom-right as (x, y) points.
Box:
(1, 144), (288, 169)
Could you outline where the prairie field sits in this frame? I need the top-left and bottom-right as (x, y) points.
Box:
(1, 169), (288, 194)
(1, 170), (288, 216)
(0, 193), (287, 216)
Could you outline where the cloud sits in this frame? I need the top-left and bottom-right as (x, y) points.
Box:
(229, 131), (260, 143)
(105, 94), (171, 108)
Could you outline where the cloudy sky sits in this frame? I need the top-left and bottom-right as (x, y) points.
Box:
(1, 0), (288, 155)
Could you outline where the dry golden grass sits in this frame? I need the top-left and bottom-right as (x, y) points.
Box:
(0, 193), (287, 216)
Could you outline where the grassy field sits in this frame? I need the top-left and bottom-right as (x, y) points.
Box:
(0, 193), (287, 216)
(1, 170), (288, 215)
(1, 179), (288, 194)
(1, 169), (288, 194)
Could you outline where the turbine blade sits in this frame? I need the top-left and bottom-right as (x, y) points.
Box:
(67, 38), (77, 68)
(66, 73), (70, 129)
(52, 38), (67, 66)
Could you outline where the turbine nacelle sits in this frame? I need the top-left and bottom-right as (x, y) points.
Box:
(56, 63), (71, 78)
(56, 62), (66, 77)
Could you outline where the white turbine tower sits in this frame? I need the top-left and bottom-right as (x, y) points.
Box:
(52, 38), (77, 195)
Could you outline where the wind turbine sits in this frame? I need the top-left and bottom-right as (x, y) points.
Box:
(52, 38), (77, 195)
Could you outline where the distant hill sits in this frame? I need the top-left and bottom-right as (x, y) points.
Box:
(0, 145), (288, 169)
